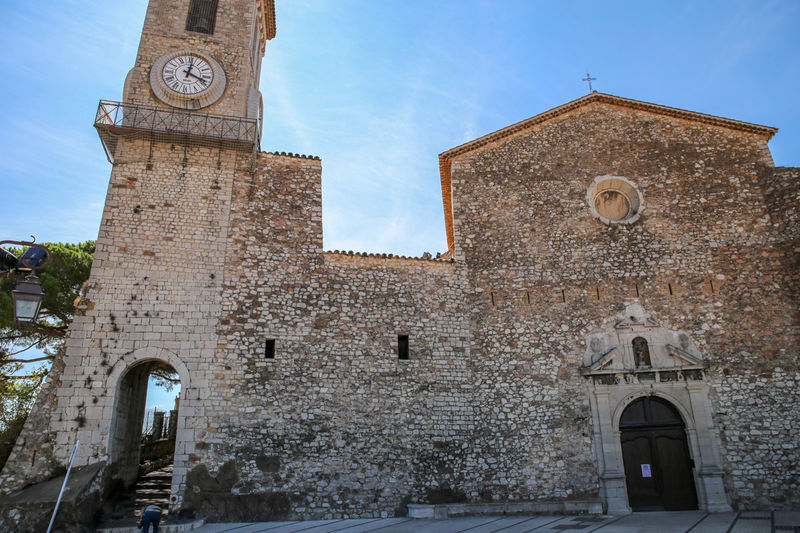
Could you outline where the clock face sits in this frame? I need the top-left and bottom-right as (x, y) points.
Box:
(151, 50), (226, 109)
(161, 54), (214, 96)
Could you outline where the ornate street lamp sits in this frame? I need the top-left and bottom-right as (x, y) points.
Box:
(1, 237), (52, 323)
(12, 279), (47, 322)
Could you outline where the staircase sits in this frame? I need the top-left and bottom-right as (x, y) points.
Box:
(97, 464), (173, 529)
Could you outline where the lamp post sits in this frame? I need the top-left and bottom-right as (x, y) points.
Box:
(1, 237), (52, 323)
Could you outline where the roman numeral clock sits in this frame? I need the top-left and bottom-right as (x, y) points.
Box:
(150, 50), (226, 109)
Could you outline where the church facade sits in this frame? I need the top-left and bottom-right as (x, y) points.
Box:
(1, 0), (798, 526)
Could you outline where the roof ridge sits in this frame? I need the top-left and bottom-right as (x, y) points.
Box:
(440, 92), (777, 160)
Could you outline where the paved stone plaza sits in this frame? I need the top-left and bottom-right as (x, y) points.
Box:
(187, 511), (800, 533)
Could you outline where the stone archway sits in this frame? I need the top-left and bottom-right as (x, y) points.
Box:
(581, 303), (731, 514)
(107, 348), (189, 488)
(108, 359), (181, 488)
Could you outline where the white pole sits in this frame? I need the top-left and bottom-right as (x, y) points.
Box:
(46, 440), (80, 533)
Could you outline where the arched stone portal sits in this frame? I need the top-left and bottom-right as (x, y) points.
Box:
(108, 358), (183, 489)
(581, 303), (731, 514)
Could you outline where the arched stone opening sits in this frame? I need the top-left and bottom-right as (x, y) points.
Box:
(108, 359), (182, 489)
(619, 396), (698, 511)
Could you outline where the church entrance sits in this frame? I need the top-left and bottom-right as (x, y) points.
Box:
(620, 397), (698, 511)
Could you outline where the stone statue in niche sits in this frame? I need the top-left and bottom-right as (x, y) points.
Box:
(590, 337), (603, 353)
(632, 337), (651, 367)
(679, 332), (691, 351)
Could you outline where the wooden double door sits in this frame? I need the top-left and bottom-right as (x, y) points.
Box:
(620, 397), (698, 511)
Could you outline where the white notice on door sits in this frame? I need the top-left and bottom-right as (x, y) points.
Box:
(641, 464), (652, 478)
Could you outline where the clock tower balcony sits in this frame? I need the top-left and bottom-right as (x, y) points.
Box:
(94, 100), (260, 164)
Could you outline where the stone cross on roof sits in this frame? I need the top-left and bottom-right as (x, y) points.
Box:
(582, 72), (597, 93)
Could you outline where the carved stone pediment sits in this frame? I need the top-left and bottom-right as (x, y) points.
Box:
(664, 344), (704, 367)
(581, 303), (706, 384)
(583, 346), (618, 373)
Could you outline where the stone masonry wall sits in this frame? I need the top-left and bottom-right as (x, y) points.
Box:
(759, 167), (800, 302)
(448, 102), (799, 509)
(177, 152), (476, 520)
(716, 165), (799, 508)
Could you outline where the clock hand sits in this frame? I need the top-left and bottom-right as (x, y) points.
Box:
(183, 70), (208, 84)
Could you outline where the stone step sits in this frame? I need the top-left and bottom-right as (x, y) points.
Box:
(96, 463), (175, 528)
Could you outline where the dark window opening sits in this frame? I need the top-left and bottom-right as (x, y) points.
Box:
(264, 339), (275, 359)
(186, 0), (218, 34)
(398, 335), (409, 360)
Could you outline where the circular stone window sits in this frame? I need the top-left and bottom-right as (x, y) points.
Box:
(586, 175), (644, 224)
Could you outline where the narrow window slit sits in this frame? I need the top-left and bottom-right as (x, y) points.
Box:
(264, 339), (275, 359)
(398, 335), (409, 360)
(668, 283), (673, 296)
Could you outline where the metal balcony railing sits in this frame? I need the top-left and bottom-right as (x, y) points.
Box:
(94, 100), (259, 163)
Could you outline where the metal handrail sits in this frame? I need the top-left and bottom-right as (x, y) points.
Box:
(95, 100), (258, 143)
(94, 100), (260, 163)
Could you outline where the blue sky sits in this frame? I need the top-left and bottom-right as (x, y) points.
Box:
(2, 0), (798, 257)
(2, 1), (799, 406)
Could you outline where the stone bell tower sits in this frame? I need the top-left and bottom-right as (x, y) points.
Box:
(123, 0), (275, 119)
(0, 0), (278, 521)
(86, 0), (277, 505)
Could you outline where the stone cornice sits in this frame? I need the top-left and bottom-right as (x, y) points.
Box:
(256, 0), (277, 56)
(261, 150), (320, 160)
(438, 92), (779, 254)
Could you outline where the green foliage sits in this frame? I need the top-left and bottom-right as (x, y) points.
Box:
(0, 367), (44, 469)
(0, 414), (27, 471)
(0, 241), (95, 350)
(0, 241), (95, 439)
